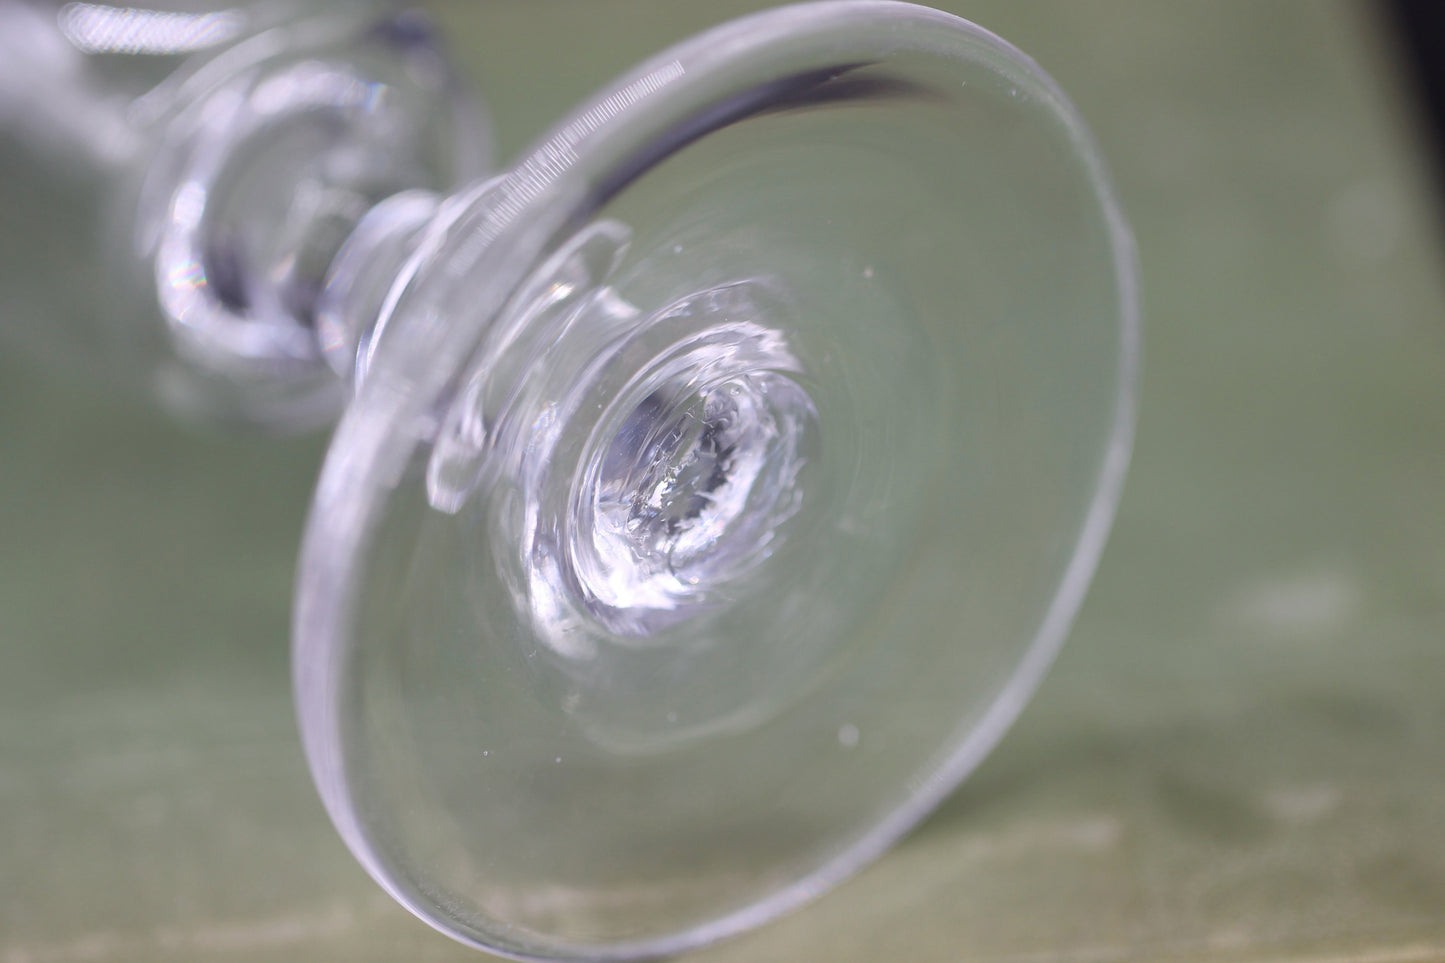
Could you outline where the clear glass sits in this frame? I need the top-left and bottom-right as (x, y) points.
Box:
(0, 0), (490, 427)
(1, 1), (1136, 958)
(291, 2), (1139, 960)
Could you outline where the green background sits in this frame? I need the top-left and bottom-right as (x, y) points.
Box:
(4, 1), (1445, 960)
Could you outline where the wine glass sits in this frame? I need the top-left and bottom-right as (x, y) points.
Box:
(0, 1), (1138, 959)
(0, 0), (490, 427)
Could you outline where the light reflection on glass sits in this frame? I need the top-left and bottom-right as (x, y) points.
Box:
(58, 2), (245, 56)
(250, 62), (387, 116)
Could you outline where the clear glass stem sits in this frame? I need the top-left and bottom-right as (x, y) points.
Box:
(0, 0), (487, 429)
(315, 187), (443, 387)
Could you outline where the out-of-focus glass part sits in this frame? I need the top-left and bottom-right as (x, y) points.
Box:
(290, 2), (1139, 960)
(0, 0), (489, 428)
(58, 3), (247, 56)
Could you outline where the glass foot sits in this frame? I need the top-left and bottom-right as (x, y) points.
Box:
(293, 2), (1139, 959)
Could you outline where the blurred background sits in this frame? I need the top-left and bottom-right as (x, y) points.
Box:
(2, 1), (1444, 960)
